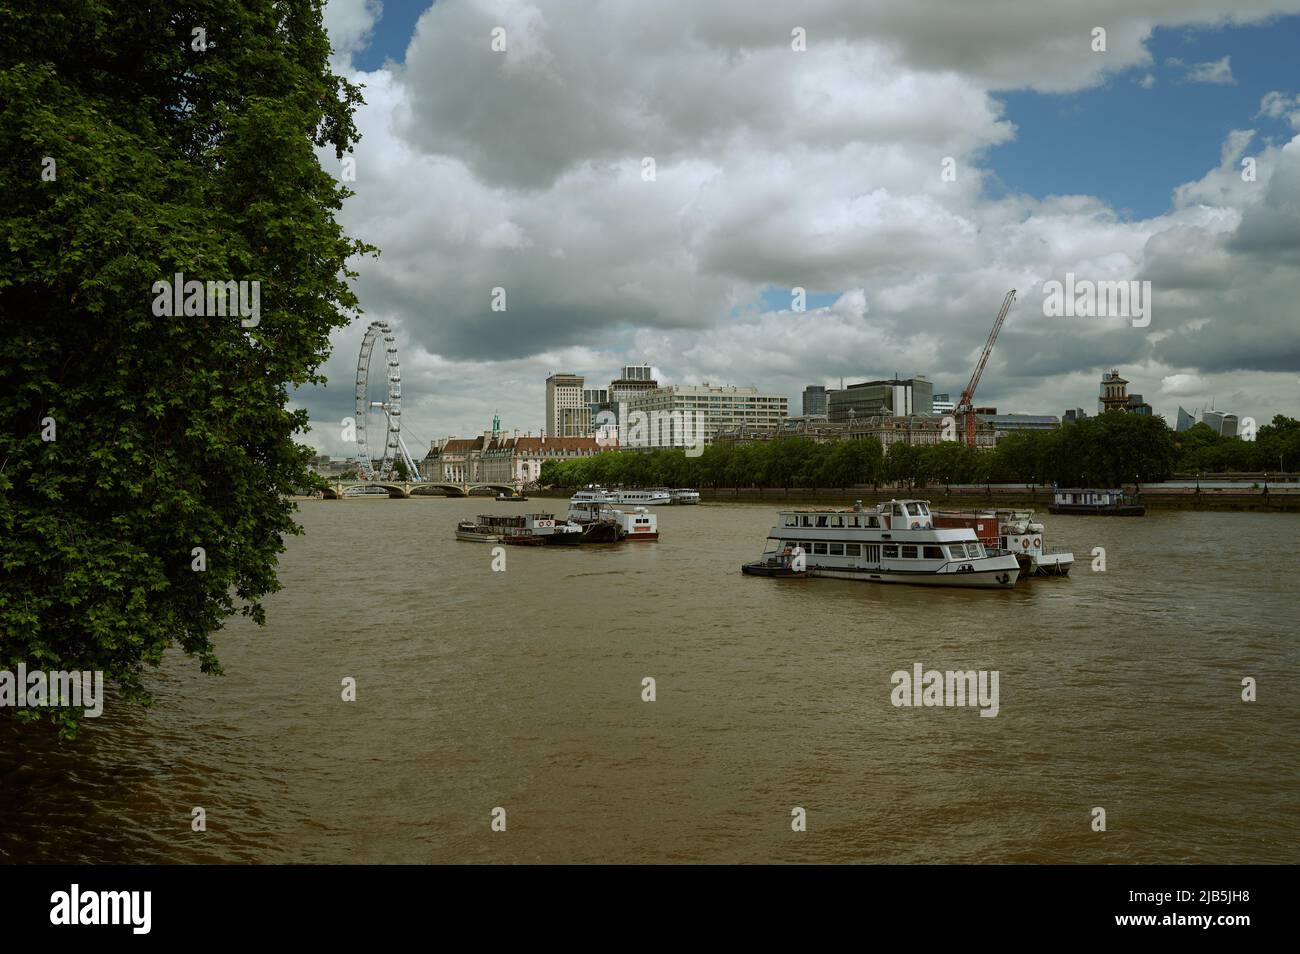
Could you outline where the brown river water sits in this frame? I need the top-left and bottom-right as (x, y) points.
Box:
(2, 499), (1296, 863)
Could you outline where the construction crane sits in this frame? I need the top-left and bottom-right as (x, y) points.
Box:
(956, 289), (1017, 448)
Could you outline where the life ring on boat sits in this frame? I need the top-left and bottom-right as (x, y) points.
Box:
(1033, 537), (1041, 548)
(1021, 537), (1030, 549)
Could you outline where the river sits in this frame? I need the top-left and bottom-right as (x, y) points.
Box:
(2, 499), (1296, 863)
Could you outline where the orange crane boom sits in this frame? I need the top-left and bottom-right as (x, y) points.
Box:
(956, 289), (1016, 447)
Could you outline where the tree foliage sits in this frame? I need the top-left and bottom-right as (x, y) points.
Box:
(0, 0), (371, 734)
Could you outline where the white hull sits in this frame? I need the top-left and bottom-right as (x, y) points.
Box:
(808, 563), (1017, 588)
(456, 530), (500, 543)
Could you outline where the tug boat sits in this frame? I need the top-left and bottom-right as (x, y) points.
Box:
(566, 500), (659, 541)
(1048, 488), (1145, 516)
(566, 501), (625, 543)
(743, 500), (1019, 588)
(932, 509), (1074, 577)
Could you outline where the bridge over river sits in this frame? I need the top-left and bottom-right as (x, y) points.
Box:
(322, 480), (525, 499)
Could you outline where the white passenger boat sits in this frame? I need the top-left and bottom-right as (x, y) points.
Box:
(570, 488), (616, 506)
(668, 488), (700, 505)
(744, 499), (1020, 588)
(610, 488), (672, 506)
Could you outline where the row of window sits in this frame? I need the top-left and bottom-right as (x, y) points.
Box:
(783, 513), (883, 529)
(773, 540), (984, 560)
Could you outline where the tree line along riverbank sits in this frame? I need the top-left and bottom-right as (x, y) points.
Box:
(529, 486), (1299, 512)
(537, 413), (1300, 492)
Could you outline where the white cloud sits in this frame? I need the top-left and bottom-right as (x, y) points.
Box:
(307, 0), (1300, 454)
(1257, 90), (1300, 130)
(323, 0), (382, 71)
(1183, 55), (1235, 84)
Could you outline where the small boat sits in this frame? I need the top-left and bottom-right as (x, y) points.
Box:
(741, 554), (808, 578)
(1048, 488), (1145, 516)
(496, 492), (528, 502)
(743, 499), (1019, 588)
(455, 520), (500, 543)
(668, 488), (700, 505)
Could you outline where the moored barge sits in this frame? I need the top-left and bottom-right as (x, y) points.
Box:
(1048, 488), (1145, 516)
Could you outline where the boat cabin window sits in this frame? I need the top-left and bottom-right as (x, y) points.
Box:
(812, 543), (828, 555)
(923, 546), (944, 559)
(845, 544), (861, 556)
(891, 504), (905, 516)
(800, 516), (812, 527)
(866, 516), (881, 528)
(848, 517), (860, 527)
(905, 503), (924, 516)
(883, 544), (899, 558)
(783, 515), (798, 527)
(947, 544), (967, 559)
(829, 543), (844, 556)
(967, 543), (984, 558)
(901, 545), (918, 559)
(816, 516), (829, 528)
(830, 516), (843, 527)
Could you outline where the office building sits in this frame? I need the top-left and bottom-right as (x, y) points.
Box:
(802, 385), (829, 417)
(544, 372), (585, 437)
(829, 377), (934, 422)
(625, 383), (787, 447)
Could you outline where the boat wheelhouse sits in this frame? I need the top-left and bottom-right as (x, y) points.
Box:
(744, 499), (1019, 588)
(1048, 488), (1145, 516)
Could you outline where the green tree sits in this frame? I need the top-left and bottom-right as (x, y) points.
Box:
(0, 0), (371, 735)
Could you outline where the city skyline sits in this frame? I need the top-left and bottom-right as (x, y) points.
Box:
(297, 1), (1300, 457)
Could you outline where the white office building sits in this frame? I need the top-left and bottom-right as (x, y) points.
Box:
(624, 383), (787, 448)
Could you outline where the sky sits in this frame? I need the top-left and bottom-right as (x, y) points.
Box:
(307, 0), (1300, 457)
